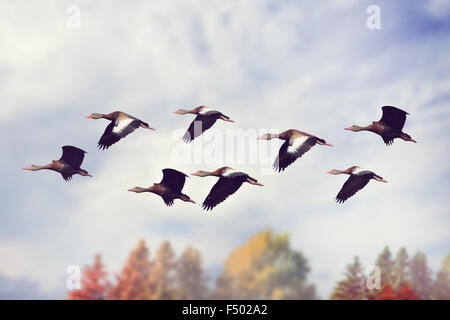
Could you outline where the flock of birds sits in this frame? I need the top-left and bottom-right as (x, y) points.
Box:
(22, 105), (416, 209)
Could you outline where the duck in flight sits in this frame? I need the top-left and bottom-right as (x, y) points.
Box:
(258, 129), (332, 172)
(345, 106), (416, 145)
(173, 106), (234, 142)
(327, 166), (387, 203)
(86, 111), (154, 150)
(128, 169), (195, 207)
(22, 146), (92, 181)
(192, 167), (263, 211)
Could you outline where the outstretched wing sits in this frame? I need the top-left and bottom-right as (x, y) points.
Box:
(160, 169), (188, 193)
(273, 136), (316, 172)
(59, 146), (86, 168)
(182, 113), (220, 142)
(380, 106), (408, 131)
(98, 119), (141, 150)
(336, 174), (371, 203)
(202, 177), (244, 211)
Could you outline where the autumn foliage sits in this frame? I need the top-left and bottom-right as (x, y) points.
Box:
(66, 231), (450, 300)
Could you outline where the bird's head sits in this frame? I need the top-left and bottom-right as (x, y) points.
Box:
(21, 164), (41, 171)
(127, 187), (148, 193)
(85, 113), (103, 119)
(344, 125), (364, 132)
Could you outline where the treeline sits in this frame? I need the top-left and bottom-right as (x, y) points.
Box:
(331, 247), (450, 300)
(67, 230), (317, 300)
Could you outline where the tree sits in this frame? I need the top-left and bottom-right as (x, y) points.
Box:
(214, 229), (316, 299)
(175, 246), (208, 299)
(432, 253), (450, 300)
(377, 283), (398, 300)
(391, 248), (409, 290)
(375, 246), (394, 287)
(150, 241), (176, 299)
(397, 283), (417, 300)
(409, 251), (432, 300)
(67, 254), (111, 300)
(110, 239), (153, 300)
(330, 256), (366, 300)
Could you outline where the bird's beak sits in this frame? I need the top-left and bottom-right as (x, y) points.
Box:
(411, 139), (417, 143)
(224, 118), (235, 123)
(87, 174), (93, 177)
(344, 126), (353, 131)
(378, 179), (388, 183)
(326, 170), (334, 174)
(21, 166), (31, 170)
(191, 173), (199, 176)
(253, 182), (264, 186)
(85, 114), (93, 119)
(128, 188), (136, 192)
(187, 199), (196, 203)
(324, 143), (333, 146)
(173, 110), (181, 114)
(257, 136), (265, 140)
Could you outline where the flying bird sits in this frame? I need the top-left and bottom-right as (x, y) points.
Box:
(22, 146), (92, 181)
(192, 167), (263, 211)
(173, 106), (234, 142)
(327, 166), (387, 203)
(128, 169), (195, 207)
(345, 106), (416, 145)
(258, 129), (332, 172)
(86, 111), (154, 150)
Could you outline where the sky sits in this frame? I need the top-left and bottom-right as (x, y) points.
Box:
(1, 0), (449, 299)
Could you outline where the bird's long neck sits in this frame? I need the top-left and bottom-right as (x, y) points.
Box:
(199, 171), (219, 177)
(328, 169), (349, 175)
(178, 109), (196, 115)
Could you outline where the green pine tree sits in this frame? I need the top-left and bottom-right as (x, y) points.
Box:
(409, 251), (432, 300)
(391, 247), (409, 290)
(330, 256), (366, 300)
(431, 253), (450, 300)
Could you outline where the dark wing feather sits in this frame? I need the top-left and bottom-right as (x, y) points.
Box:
(381, 134), (395, 146)
(336, 174), (371, 203)
(161, 195), (175, 207)
(98, 119), (141, 150)
(182, 113), (220, 142)
(160, 169), (188, 194)
(273, 137), (316, 172)
(380, 106), (408, 131)
(202, 177), (244, 211)
(60, 171), (73, 182)
(59, 146), (86, 168)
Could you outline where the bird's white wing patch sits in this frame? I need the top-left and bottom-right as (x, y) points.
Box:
(222, 168), (240, 177)
(287, 136), (309, 154)
(113, 118), (135, 134)
(352, 167), (367, 175)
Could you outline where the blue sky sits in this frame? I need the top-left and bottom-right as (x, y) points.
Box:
(1, 0), (449, 298)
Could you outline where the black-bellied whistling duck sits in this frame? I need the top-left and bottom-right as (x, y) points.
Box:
(257, 129), (332, 172)
(128, 169), (195, 207)
(22, 146), (92, 181)
(173, 106), (234, 142)
(86, 111), (154, 150)
(191, 167), (263, 211)
(327, 166), (387, 203)
(345, 106), (417, 145)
